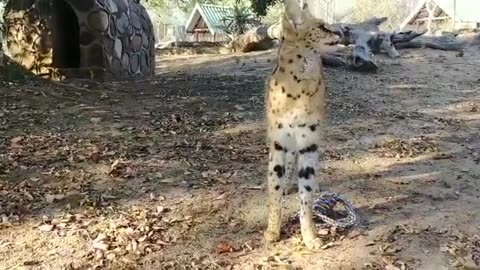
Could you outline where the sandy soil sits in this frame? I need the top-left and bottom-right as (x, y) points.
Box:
(1, 47), (480, 270)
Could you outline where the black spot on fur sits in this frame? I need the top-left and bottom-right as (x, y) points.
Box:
(288, 59), (293, 63)
(277, 123), (283, 129)
(299, 167), (315, 179)
(287, 94), (293, 98)
(297, 95), (301, 99)
(279, 67), (285, 72)
(274, 81), (278, 86)
(274, 142), (283, 151)
(309, 125), (317, 132)
(289, 124), (293, 128)
(297, 54), (302, 59)
(299, 144), (318, 154)
(293, 75), (298, 81)
(298, 123), (306, 127)
(282, 87), (285, 93)
(274, 185), (280, 190)
(273, 165), (285, 178)
(304, 185), (312, 192)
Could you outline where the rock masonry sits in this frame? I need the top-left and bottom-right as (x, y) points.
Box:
(3, 0), (156, 79)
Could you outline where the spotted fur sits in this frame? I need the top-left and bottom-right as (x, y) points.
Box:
(263, 0), (337, 250)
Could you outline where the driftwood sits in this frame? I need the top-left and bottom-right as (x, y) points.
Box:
(330, 17), (427, 71)
(228, 16), (480, 72)
(394, 33), (480, 51)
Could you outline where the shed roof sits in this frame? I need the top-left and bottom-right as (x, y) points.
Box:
(400, 0), (480, 29)
(185, 4), (234, 34)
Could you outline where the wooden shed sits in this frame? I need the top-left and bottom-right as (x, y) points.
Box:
(400, 0), (480, 32)
(185, 4), (235, 42)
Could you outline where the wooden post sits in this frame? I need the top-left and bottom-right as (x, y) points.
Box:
(164, 23), (167, 40)
(452, 0), (456, 30)
(426, 0), (437, 35)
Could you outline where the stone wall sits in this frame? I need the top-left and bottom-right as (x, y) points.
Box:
(3, 1), (54, 76)
(3, 0), (156, 79)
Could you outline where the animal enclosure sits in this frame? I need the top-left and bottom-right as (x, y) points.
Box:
(2, 0), (156, 79)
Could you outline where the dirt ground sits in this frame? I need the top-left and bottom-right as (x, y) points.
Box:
(1, 47), (480, 270)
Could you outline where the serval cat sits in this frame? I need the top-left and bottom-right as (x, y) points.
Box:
(264, 0), (338, 249)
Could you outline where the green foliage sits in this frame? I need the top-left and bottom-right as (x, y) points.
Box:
(260, 1), (283, 24)
(221, 4), (257, 35)
(249, 0), (278, 16)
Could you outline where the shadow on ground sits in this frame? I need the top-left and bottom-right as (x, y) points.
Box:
(1, 48), (480, 269)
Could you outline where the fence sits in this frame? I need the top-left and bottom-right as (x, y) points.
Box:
(305, 0), (354, 23)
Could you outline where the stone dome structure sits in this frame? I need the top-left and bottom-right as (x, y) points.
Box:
(3, 0), (156, 79)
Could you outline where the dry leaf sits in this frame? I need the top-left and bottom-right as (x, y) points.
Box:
(45, 194), (65, 203)
(38, 224), (54, 232)
(347, 229), (363, 239)
(0, 242), (11, 249)
(90, 117), (102, 124)
(10, 136), (23, 148)
(92, 242), (109, 251)
(243, 240), (254, 251)
(214, 193), (228, 201)
(24, 191), (34, 201)
(317, 229), (330, 236)
(216, 241), (235, 254)
(94, 233), (108, 242)
(321, 242), (335, 250)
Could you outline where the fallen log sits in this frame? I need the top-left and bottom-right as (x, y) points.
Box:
(228, 22), (378, 71)
(228, 23), (282, 53)
(228, 15), (478, 73)
(394, 33), (480, 51)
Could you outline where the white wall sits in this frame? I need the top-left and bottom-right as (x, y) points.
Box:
(305, 0), (354, 23)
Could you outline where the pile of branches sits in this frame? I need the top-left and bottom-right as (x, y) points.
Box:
(229, 16), (480, 72)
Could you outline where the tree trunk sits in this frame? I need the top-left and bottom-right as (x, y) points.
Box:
(228, 24), (281, 53)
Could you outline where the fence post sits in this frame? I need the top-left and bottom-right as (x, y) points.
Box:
(452, 0), (456, 30)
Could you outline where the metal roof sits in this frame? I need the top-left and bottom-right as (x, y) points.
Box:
(185, 4), (234, 35)
(400, 0), (480, 29)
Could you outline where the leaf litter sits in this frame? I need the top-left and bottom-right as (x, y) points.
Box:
(1, 50), (480, 269)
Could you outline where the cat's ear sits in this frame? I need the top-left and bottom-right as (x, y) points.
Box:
(283, 0), (304, 32)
